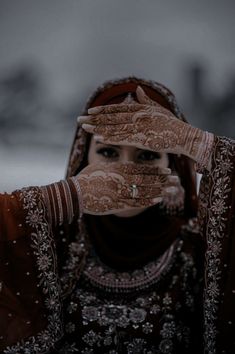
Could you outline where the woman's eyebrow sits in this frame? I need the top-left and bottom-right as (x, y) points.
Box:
(95, 141), (121, 149)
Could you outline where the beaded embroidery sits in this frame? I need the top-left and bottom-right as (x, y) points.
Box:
(4, 187), (63, 354)
(83, 241), (177, 293)
(198, 137), (235, 353)
(62, 236), (201, 353)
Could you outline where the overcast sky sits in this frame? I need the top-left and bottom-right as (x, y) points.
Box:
(0, 0), (234, 190)
(0, 0), (234, 107)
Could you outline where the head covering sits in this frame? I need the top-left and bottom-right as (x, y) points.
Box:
(66, 77), (198, 214)
(64, 77), (198, 271)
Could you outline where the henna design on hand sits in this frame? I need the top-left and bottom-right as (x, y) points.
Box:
(75, 162), (171, 215)
(80, 86), (214, 169)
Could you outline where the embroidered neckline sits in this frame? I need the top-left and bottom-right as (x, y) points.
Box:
(83, 240), (180, 293)
(4, 187), (63, 354)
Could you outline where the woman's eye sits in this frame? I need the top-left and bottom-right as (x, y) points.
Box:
(96, 147), (119, 159)
(138, 151), (161, 161)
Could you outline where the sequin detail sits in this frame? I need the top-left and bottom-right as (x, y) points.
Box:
(83, 242), (177, 293)
(4, 187), (63, 354)
(198, 137), (235, 353)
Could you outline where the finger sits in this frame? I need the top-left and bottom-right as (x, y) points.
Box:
(164, 176), (184, 192)
(77, 115), (91, 125)
(96, 195), (164, 215)
(136, 86), (157, 106)
(82, 123), (95, 134)
(119, 183), (164, 199)
(83, 123), (137, 142)
(82, 123), (130, 137)
(136, 87), (170, 116)
(167, 175), (181, 184)
(93, 135), (139, 148)
(128, 174), (169, 186)
(79, 113), (133, 127)
(117, 163), (171, 176)
(164, 186), (181, 195)
(83, 162), (171, 177)
(93, 133), (154, 151)
(134, 185), (165, 199)
(82, 112), (135, 126)
(88, 103), (145, 115)
(120, 197), (163, 208)
(166, 175), (182, 188)
(162, 180), (185, 199)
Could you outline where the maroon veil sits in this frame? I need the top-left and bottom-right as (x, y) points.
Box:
(63, 77), (199, 271)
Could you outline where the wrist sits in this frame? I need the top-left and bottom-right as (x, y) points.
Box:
(183, 126), (214, 170)
(194, 130), (214, 171)
(69, 176), (84, 218)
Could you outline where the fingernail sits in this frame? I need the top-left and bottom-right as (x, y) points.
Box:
(153, 197), (162, 203)
(136, 85), (145, 93)
(77, 116), (90, 125)
(82, 123), (94, 132)
(162, 168), (171, 174)
(168, 175), (179, 182)
(94, 135), (104, 141)
(88, 106), (102, 114)
(165, 186), (178, 193)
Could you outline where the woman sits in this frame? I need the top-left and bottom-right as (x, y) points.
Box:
(0, 77), (234, 353)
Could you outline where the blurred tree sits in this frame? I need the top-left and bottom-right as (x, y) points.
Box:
(210, 77), (235, 137)
(0, 65), (42, 144)
(0, 64), (73, 148)
(185, 63), (235, 139)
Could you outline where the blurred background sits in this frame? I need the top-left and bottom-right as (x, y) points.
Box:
(0, 0), (235, 191)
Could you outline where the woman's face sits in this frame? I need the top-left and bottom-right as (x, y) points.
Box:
(88, 135), (169, 218)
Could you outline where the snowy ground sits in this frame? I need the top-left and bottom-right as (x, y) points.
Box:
(1, 143), (202, 196)
(0, 144), (68, 192)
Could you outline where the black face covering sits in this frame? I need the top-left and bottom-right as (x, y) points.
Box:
(85, 205), (184, 271)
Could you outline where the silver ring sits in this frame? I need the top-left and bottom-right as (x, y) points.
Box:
(130, 184), (138, 198)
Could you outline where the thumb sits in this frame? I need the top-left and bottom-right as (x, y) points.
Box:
(136, 86), (156, 106)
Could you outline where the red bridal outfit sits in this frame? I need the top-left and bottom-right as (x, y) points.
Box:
(0, 78), (235, 354)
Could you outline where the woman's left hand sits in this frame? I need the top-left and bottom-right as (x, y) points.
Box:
(79, 86), (214, 168)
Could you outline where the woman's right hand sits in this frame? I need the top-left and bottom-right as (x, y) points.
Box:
(75, 162), (172, 215)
